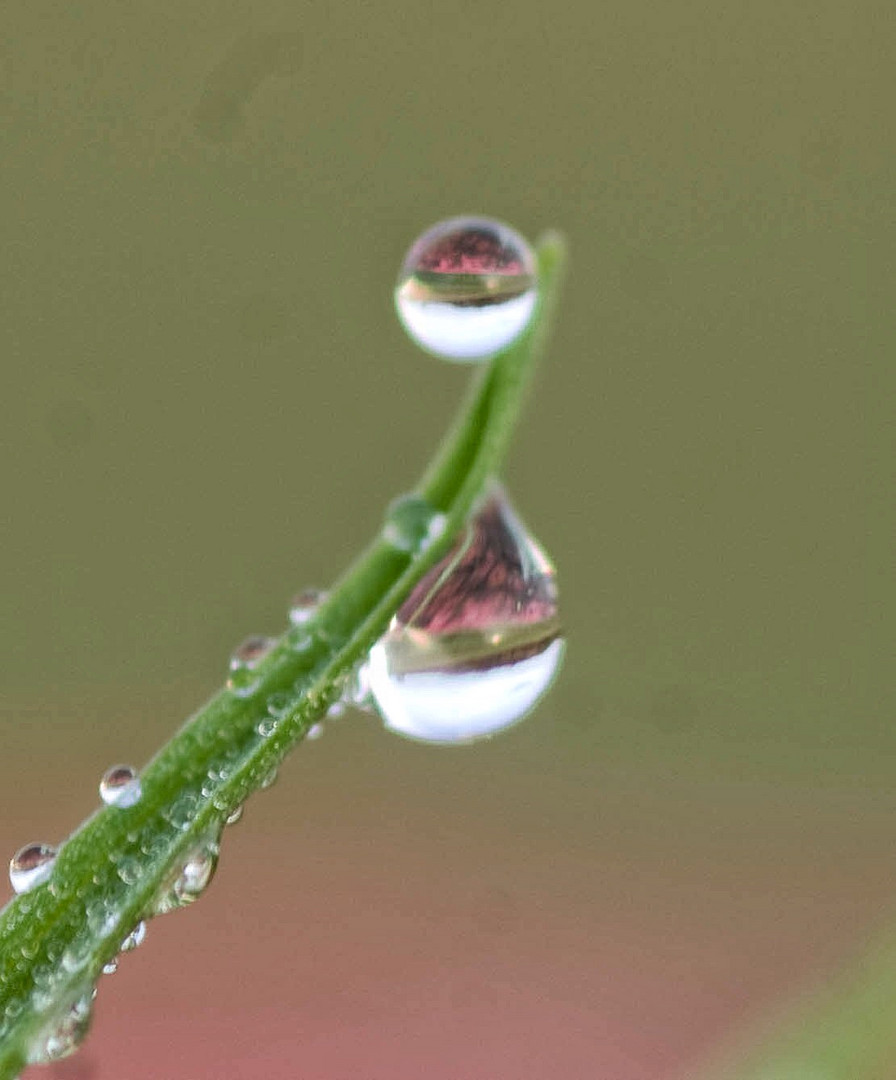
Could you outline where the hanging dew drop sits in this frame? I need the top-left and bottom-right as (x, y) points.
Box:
(102, 958), (119, 976)
(368, 486), (565, 744)
(288, 587), (326, 626)
(99, 764), (142, 808)
(395, 217), (538, 361)
(382, 493), (447, 553)
(227, 635), (275, 698)
(9, 843), (58, 895)
(225, 805), (244, 826)
(306, 722), (324, 740)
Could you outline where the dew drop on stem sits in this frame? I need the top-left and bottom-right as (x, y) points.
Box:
(395, 216), (538, 361)
(99, 764), (142, 808)
(9, 843), (58, 895)
(368, 485), (565, 744)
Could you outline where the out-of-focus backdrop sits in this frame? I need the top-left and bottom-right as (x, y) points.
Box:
(1, 3), (891, 1077)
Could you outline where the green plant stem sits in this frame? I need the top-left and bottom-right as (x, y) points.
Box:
(693, 924), (896, 1080)
(0, 232), (566, 1075)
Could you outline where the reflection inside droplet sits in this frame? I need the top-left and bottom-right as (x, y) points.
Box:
(368, 486), (564, 744)
(395, 217), (538, 361)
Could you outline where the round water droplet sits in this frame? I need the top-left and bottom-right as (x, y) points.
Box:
(9, 843), (58, 894)
(225, 805), (244, 826)
(256, 715), (278, 738)
(288, 587), (326, 626)
(368, 487), (565, 744)
(27, 989), (95, 1064)
(382, 493), (447, 553)
(266, 690), (292, 717)
(102, 958), (119, 976)
(260, 768), (278, 790)
(151, 831), (220, 916)
(306, 722), (325, 740)
(395, 217), (538, 361)
(99, 764), (142, 808)
(227, 635), (275, 697)
(120, 921), (146, 952)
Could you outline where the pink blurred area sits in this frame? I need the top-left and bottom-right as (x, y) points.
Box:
(4, 688), (894, 1080)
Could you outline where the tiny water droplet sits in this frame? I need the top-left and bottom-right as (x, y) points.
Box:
(227, 635), (275, 697)
(225, 805), (244, 826)
(368, 487), (564, 744)
(327, 701), (346, 719)
(395, 217), (538, 361)
(120, 921), (146, 952)
(257, 715), (278, 738)
(164, 790), (201, 831)
(27, 989), (95, 1064)
(260, 768), (278, 790)
(9, 843), (58, 894)
(288, 587), (326, 626)
(266, 690), (292, 716)
(382, 493), (447, 553)
(344, 661), (373, 712)
(306, 722), (324, 740)
(99, 764), (142, 808)
(61, 930), (93, 974)
(102, 958), (119, 975)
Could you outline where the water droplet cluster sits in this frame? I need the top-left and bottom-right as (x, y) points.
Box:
(395, 217), (538, 361)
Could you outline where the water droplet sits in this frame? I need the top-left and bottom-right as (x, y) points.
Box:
(152, 834), (219, 916)
(395, 217), (538, 361)
(306, 722), (324, 740)
(27, 989), (95, 1064)
(288, 587), (326, 626)
(266, 690), (292, 716)
(61, 930), (93, 974)
(227, 635), (275, 697)
(368, 487), (564, 744)
(327, 701), (346, 719)
(164, 790), (201, 832)
(99, 764), (142, 808)
(102, 958), (119, 976)
(382, 493), (447, 553)
(120, 921), (146, 952)
(225, 805), (244, 826)
(260, 768), (278, 790)
(9, 843), (58, 894)
(256, 715), (277, 738)
(344, 661), (373, 712)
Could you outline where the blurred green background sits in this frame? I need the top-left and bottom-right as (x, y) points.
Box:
(1, 2), (892, 1077)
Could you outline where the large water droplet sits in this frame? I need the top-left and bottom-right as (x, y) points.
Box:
(395, 217), (538, 361)
(9, 843), (58, 895)
(368, 487), (564, 744)
(27, 989), (95, 1064)
(382, 493), (446, 553)
(227, 635), (275, 697)
(99, 764), (142, 808)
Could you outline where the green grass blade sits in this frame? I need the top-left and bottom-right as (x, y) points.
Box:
(0, 232), (566, 1076)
